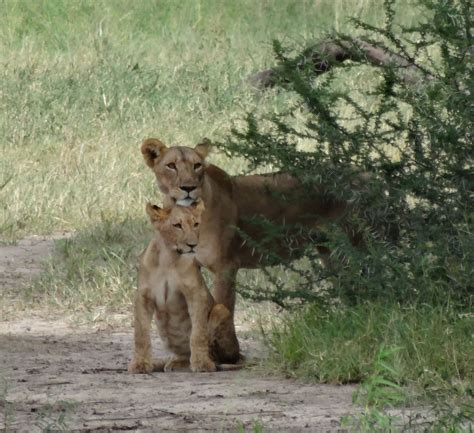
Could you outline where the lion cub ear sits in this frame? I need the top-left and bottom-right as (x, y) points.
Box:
(146, 203), (171, 223)
(191, 200), (205, 215)
(141, 138), (168, 168)
(194, 138), (211, 159)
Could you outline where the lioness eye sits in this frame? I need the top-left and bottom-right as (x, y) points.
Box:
(167, 162), (177, 170)
(194, 163), (202, 170)
(173, 223), (182, 229)
(194, 222), (199, 227)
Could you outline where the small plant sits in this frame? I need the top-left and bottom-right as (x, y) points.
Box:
(354, 345), (405, 407)
(26, 216), (150, 321)
(34, 400), (75, 433)
(0, 376), (15, 433)
(236, 419), (265, 433)
(344, 345), (405, 432)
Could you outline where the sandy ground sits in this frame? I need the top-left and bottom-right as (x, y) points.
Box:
(0, 236), (357, 432)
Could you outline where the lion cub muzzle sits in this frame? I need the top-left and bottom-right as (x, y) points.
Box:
(177, 242), (198, 255)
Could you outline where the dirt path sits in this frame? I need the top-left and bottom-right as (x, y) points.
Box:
(0, 237), (357, 432)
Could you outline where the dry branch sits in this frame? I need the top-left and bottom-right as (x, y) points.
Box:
(247, 38), (434, 88)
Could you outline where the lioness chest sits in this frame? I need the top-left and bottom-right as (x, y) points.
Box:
(146, 267), (192, 357)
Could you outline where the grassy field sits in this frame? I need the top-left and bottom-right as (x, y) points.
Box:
(0, 0), (417, 315)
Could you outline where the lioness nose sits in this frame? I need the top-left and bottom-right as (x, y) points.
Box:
(180, 186), (196, 193)
(187, 243), (197, 249)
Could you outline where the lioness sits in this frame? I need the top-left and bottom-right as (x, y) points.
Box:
(141, 137), (362, 315)
(128, 201), (240, 374)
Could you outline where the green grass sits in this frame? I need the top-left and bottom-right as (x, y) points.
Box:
(267, 303), (473, 387)
(236, 419), (265, 433)
(266, 302), (474, 430)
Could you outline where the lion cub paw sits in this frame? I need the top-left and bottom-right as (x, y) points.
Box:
(190, 355), (217, 373)
(128, 357), (154, 374)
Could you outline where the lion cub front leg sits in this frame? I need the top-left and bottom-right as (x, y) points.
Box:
(128, 290), (155, 374)
(190, 339), (216, 373)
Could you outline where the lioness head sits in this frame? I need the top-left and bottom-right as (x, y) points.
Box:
(146, 201), (205, 256)
(141, 138), (210, 206)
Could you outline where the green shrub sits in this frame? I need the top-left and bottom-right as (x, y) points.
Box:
(220, 0), (473, 308)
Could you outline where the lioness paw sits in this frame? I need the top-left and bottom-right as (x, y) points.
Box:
(128, 358), (154, 374)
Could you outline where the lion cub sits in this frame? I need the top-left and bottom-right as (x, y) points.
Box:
(128, 201), (240, 374)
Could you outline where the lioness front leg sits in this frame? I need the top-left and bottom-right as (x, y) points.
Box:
(128, 290), (155, 374)
(208, 304), (240, 363)
(213, 267), (237, 315)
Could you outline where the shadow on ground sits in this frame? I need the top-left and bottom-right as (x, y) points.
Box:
(0, 230), (356, 432)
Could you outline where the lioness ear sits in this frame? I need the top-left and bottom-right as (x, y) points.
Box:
(141, 138), (168, 168)
(145, 203), (171, 222)
(194, 138), (211, 159)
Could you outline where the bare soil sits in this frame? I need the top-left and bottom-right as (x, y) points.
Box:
(0, 236), (357, 432)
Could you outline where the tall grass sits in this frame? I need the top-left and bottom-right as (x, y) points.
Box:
(268, 303), (473, 387)
(25, 217), (150, 323)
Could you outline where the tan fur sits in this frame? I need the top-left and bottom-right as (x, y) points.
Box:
(141, 138), (364, 314)
(128, 202), (240, 374)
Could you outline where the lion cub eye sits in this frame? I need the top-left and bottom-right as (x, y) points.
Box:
(166, 162), (177, 170)
(173, 223), (182, 229)
(194, 163), (202, 170)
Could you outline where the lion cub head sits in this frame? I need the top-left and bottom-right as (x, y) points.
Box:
(146, 201), (205, 257)
(141, 138), (211, 206)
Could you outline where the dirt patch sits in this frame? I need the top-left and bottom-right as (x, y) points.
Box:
(0, 237), (357, 432)
(0, 235), (59, 291)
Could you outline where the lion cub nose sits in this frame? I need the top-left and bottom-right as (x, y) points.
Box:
(180, 186), (196, 193)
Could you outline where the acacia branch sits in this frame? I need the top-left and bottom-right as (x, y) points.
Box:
(247, 38), (435, 89)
